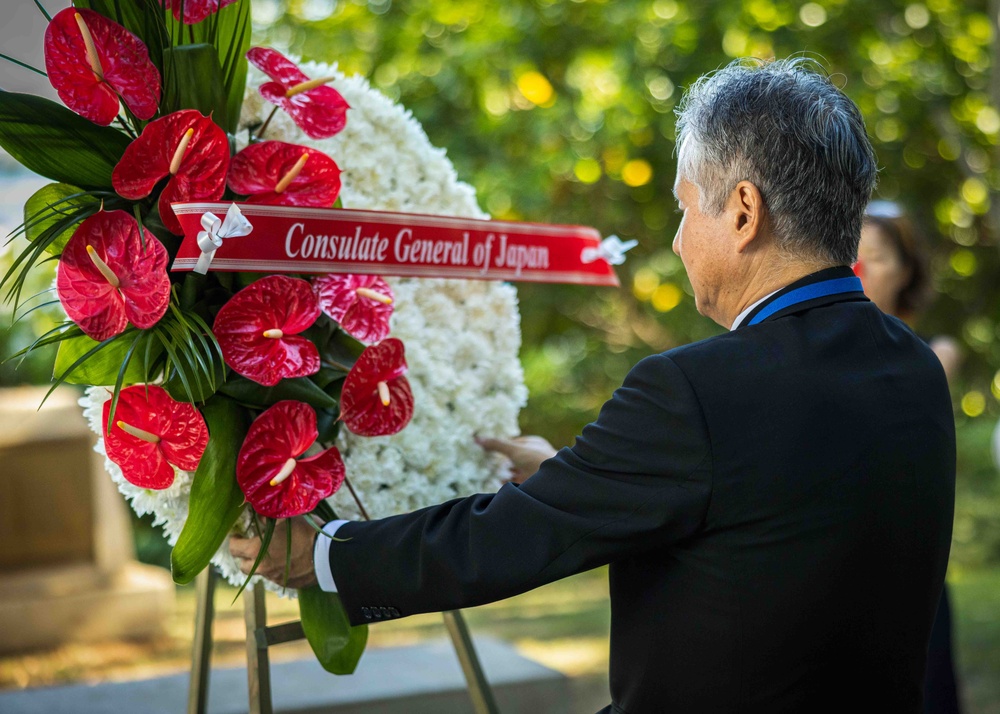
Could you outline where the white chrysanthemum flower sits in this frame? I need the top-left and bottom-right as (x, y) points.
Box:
(82, 63), (526, 594)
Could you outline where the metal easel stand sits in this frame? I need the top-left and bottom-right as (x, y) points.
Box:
(186, 568), (500, 714)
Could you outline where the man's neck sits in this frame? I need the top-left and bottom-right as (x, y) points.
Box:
(726, 260), (835, 329)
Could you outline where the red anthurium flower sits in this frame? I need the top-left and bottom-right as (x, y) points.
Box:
(112, 110), (229, 235)
(44, 8), (160, 126)
(340, 338), (414, 437)
(163, 0), (239, 25)
(228, 141), (341, 207)
(314, 274), (394, 345)
(213, 275), (322, 387)
(57, 210), (170, 341)
(103, 385), (209, 490)
(247, 48), (349, 139)
(237, 400), (344, 518)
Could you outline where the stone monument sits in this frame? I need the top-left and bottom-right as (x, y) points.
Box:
(0, 385), (175, 653)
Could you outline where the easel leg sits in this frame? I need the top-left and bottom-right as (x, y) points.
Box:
(442, 610), (500, 714)
(244, 581), (273, 714)
(233, 588), (496, 713)
(187, 567), (216, 714)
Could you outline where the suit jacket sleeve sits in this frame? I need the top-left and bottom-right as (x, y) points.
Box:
(328, 352), (713, 626)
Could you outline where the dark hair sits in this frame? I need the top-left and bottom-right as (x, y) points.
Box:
(863, 202), (931, 317)
(675, 57), (878, 265)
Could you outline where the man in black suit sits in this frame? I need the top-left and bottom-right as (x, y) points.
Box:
(231, 58), (955, 713)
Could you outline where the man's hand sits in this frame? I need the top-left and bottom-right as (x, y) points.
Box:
(476, 435), (557, 484)
(229, 516), (321, 590)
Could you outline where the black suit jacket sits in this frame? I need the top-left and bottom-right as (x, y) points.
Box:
(328, 266), (955, 713)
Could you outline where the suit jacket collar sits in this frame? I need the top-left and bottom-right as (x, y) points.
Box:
(734, 265), (868, 330)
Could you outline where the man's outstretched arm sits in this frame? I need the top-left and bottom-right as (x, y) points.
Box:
(323, 353), (713, 625)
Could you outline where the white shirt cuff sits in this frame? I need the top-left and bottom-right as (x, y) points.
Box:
(313, 519), (349, 592)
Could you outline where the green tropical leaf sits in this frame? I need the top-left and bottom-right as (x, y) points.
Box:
(3, 231), (60, 308)
(162, 44), (229, 130)
(10, 297), (61, 328)
(150, 301), (226, 404)
(42, 328), (140, 413)
(162, 356), (225, 403)
(152, 324), (197, 403)
(104, 329), (148, 434)
(0, 52), (46, 76)
(171, 395), (250, 585)
(0, 91), (131, 189)
(179, 272), (207, 311)
(316, 408), (341, 445)
(53, 332), (163, 386)
(313, 499), (338, 523)
(311, 367), (347, 389)
(216, 0), (251, 135)
(231, 516), (276, 602)
(298, 586), (368, 675)
(3, 194), (114, 312)
(23, 184), (100, 255)
(4, 322), (83, 362)
(164, 0), (251, 134)
(218, 375), (340, 411)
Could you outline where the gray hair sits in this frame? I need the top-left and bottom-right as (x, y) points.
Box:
(675, 57), (877, 265)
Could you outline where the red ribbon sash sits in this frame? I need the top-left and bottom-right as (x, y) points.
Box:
(171, 202), (621, 286)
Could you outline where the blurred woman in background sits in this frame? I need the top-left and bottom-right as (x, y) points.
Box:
(858, 200), (963, 714)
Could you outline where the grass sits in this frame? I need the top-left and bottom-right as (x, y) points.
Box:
(2, 564), (999, 712)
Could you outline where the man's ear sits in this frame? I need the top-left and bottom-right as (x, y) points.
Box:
(729, 180), (765, 253)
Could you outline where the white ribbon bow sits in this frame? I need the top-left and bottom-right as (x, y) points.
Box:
(193, 203), (253, 274)
(581, 235), (638, 266)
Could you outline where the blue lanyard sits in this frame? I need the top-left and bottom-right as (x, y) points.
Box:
(747, 277), (864, 326)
